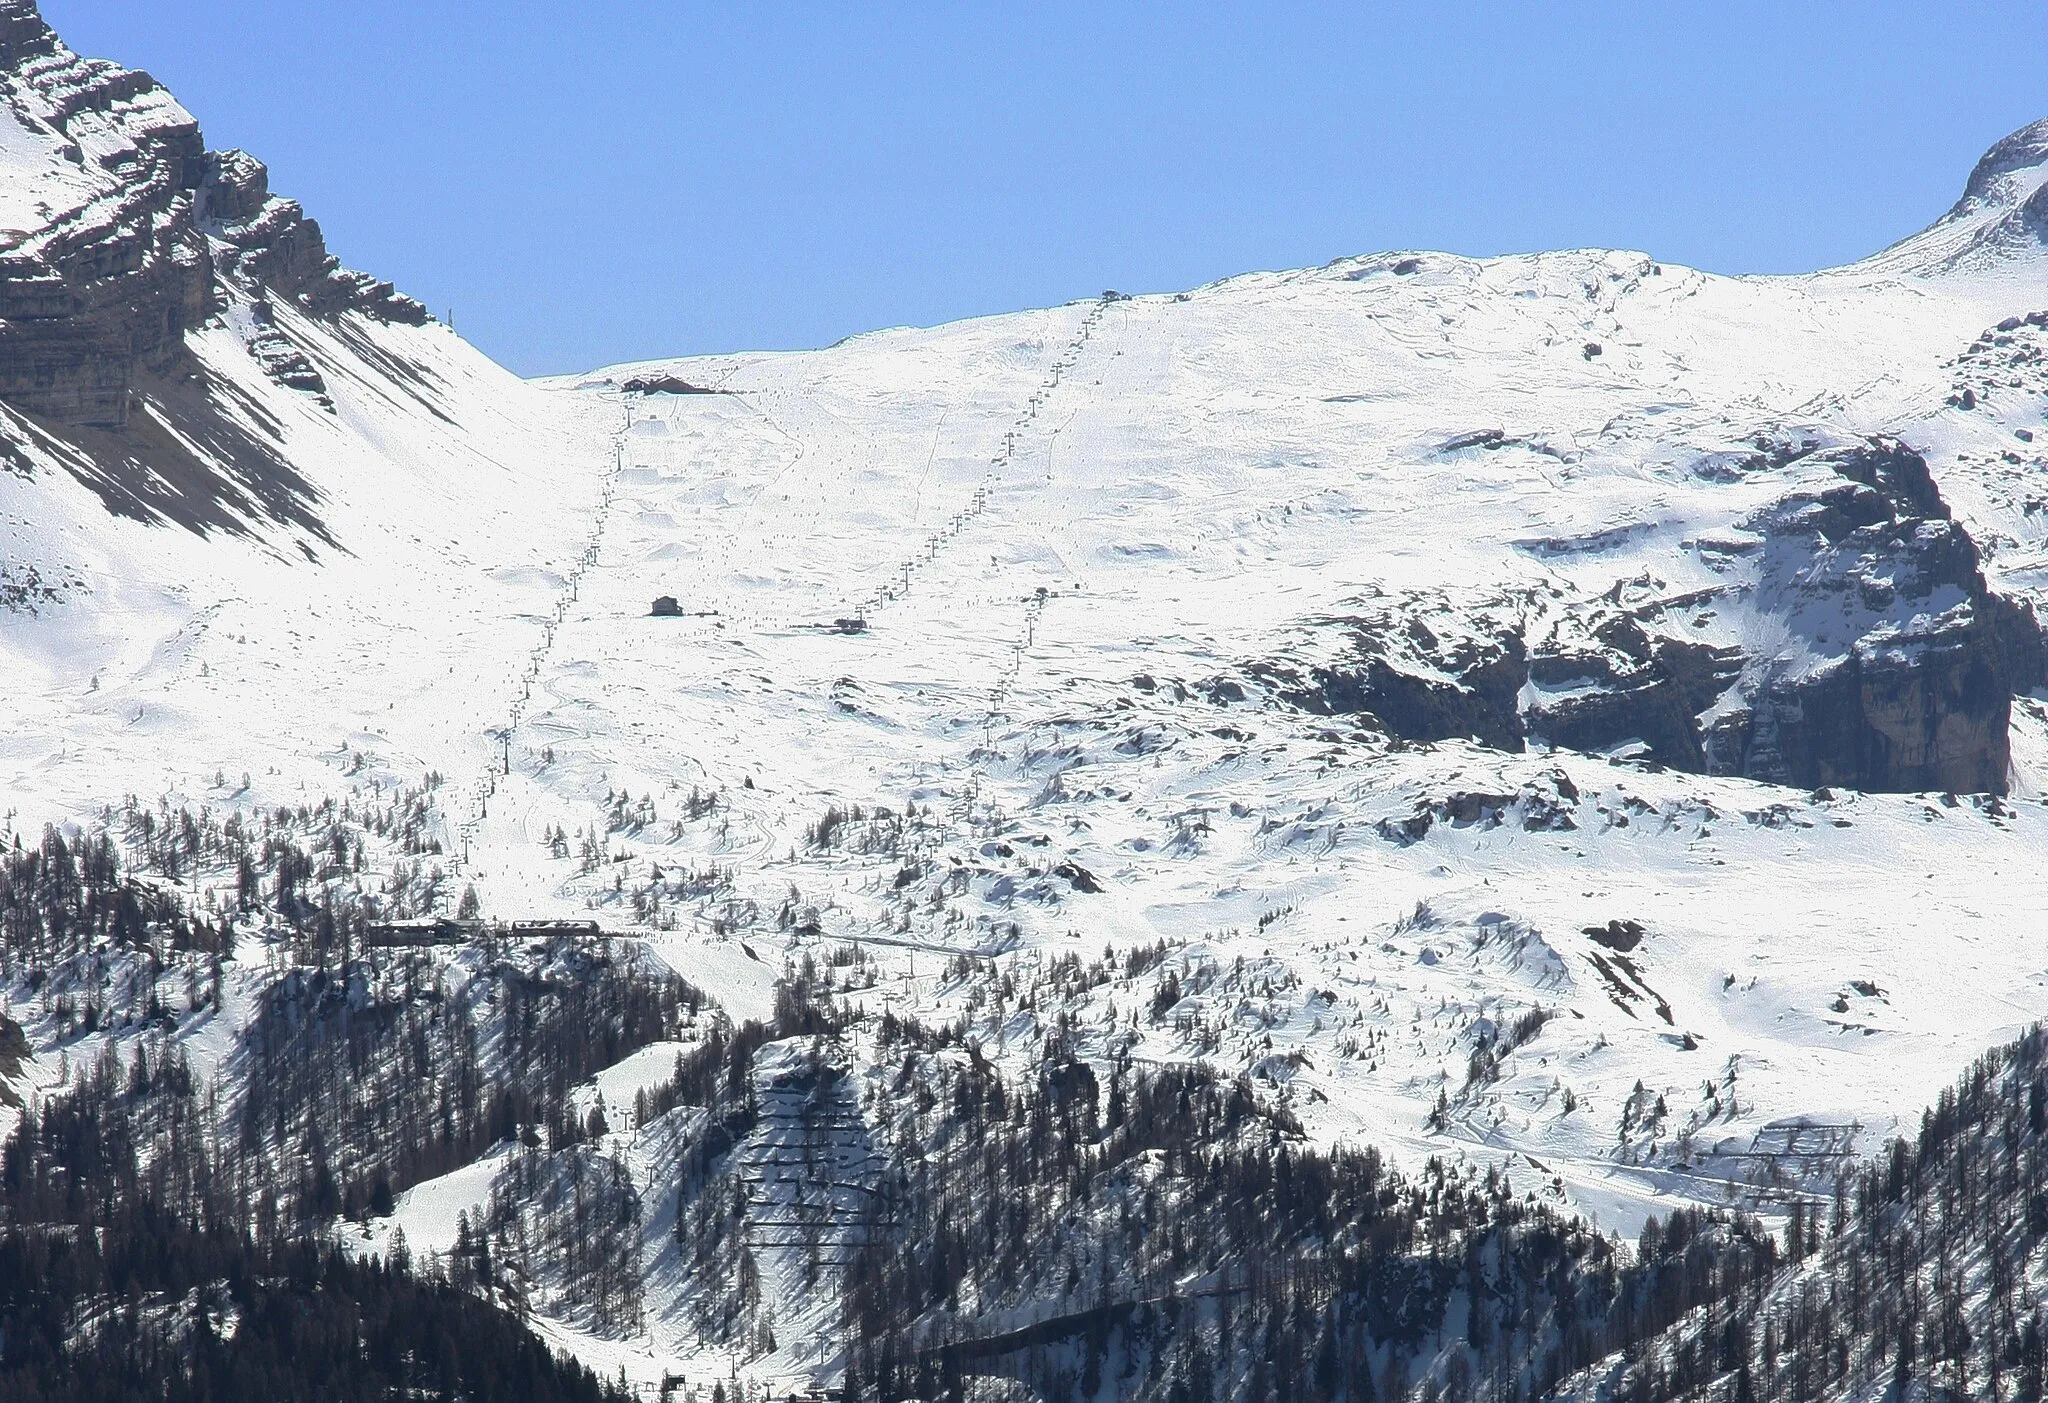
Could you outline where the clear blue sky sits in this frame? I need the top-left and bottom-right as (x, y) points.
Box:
(41, 1), (2048, 377)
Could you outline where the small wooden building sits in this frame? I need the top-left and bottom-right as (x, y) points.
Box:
(650, 595), (681, 617)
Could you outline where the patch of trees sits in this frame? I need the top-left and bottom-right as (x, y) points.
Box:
(484, 1145), (646, 1336)
(0, 797), (711, 1397)
(1589, 1023), (2048, 1403)
(2, 804), (708, 1228)
(0, 1206), (624, 1402)
(237, 937), (706, 1223)
(0, 1048), (625, 1402)
(835, 1018), (1783, 1403)
(0, 903), (702, 1390)
(4, 936), (702, 1225)
(1, 786), (454, 979)
(0, 826), (200, 969)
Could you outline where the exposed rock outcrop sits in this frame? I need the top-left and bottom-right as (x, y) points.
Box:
(0, 1013), (27, 1107)
(0, 0), (424, 439)
(1375, 769), (1581, 845)
(1701, 440), (2042, 794)
(1529, 439), (2041, 794)
(1525, 610), (1744, 771)
(1949, 116), (2048, 227)
(1248, 440), (2039, 795)
(1246, 592), (1529, 752)
(0, 9), (208, 428)
(199, 147), (427, 325)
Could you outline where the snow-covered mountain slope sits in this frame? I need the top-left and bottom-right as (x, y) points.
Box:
(8, 0), (2048, 1388)
(478, 155), (2048, 1235)
(0, 0), (615, 834)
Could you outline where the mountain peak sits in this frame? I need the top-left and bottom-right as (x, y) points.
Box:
(0, 0), (443, 538)
(1952, 115), (2048, 216)
(1865, 115), (2048, 274)
(0, 0), (54, 57)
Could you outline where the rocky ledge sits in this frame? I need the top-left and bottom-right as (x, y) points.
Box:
(1239, 439), (2042, 795)
(0, 0), (424, 432)
(1699, 440), (2043, 794)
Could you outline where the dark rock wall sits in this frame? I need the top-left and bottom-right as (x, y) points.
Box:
(1282, 646), (1527, 752)
(1257, 440), (2039, 795)
(1528, 620), (1743, 772)
(199, 148), (429, 325)
(1248, 605), (1529, 752)
(1523, 440), (2039, 794)
(0, 0), (423, 432)
(0, 2), (210, 426)
(1704, 441), (2040, 794)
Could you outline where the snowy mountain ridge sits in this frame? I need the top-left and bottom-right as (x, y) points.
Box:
(3, 1), (2048, 1392)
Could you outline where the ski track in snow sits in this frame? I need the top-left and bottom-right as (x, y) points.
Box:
(10, 183), (2048, 1389)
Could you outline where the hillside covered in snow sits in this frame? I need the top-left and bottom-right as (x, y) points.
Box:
(5, 0), (2048, 1396)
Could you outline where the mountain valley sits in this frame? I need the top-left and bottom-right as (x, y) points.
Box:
(3, 3), (2048, 1400)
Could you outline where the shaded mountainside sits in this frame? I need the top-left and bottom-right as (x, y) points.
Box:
(1558, 1025), (2048, 1403)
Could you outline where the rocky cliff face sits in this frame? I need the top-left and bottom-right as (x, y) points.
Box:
(1702, 441), (2043, 794)
(1242, 439), (2042, 795)
(0, 6), (205, 428)
(1527, 439), (2042, 794)
(197, 146), (425, 327)
(1245, 590), (1531, 753)
(1526, 614), (1743, 775)
(0, 0), (422, 439)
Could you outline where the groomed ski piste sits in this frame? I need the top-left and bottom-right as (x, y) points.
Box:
(8, 82), (2048, 1391)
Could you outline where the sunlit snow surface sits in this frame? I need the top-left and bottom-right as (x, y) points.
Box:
(7, 180), (2048, 1387)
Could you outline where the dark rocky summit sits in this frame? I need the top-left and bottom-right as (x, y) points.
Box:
(0, 4), (426, 431)
(1892, 114), (2048, 270)
(0, 0), (430, 538)
(1950, 116), (2048, 230)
